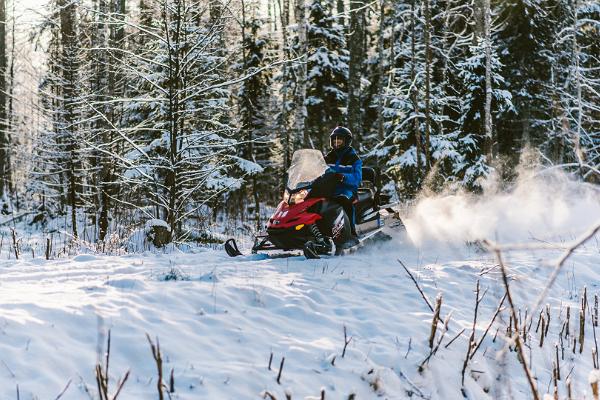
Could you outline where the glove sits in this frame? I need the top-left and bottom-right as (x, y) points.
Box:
(335, 173), (344, 182)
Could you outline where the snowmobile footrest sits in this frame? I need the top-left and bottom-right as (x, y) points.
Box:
(224, 238), (243, 257)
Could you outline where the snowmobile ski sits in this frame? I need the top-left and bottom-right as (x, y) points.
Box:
(224, 238), (243, 257)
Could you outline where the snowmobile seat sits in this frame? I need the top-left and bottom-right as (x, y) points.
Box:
(361, 167), (377, 188)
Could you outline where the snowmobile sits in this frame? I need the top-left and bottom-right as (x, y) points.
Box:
(224, 149), (406, 259)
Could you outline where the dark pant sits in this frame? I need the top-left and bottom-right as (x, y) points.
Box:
(334, 195), (356, 236)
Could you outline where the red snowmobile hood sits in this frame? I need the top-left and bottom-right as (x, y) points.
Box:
(267, 198), (323, 229)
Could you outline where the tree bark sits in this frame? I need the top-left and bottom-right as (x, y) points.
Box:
(411, 0), (422, 179)
(294, 0), (308, 147)
(278, 0), (292, 172)
(376, 0), (386, 141)
(58, 0), (80, 238)
(0, 0), (8, 199)
(483, 0), (493, 162)
(423, 0), (432, 169)
(348, 0), (366, 145)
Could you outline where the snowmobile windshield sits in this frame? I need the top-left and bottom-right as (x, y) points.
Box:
(287, 149), (328, 190)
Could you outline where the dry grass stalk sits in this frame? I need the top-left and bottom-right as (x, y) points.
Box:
(428, 294), (443, 349)
(276, 357), (285, 384)
(461, 280), (481, 386)
(580, 309), (586, 353)
(555, 345), (561, 380)
(54, 379), (72, 400)
(483, 243), (540, 400)
(95, 330), (130, 400)
(592, 370), (600, 400)
(471, 293), (507, 359)
(397, 259), (433, 312)
(595, 294), (599, 327)
(552, 363), (559, 400)
(566, 306), (571, 338)
(545, 305), (551, 337)
(540, 316), (546, 347)
(146, 334), (164, 400)
(268, 352), (273, 370)
(10, 228), (18, 260)
(342, 325), (352, 358)
(445, 328), (465, 349)
(262, 391), (277, 400)
(420, 311), (453, 370)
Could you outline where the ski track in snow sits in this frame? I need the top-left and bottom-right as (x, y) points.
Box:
(0, 235), (598, 400)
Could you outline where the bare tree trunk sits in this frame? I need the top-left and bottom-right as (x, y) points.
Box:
(411, 0), (422, 179)
(294, 0), (308, 147)
(376, 0), (386, 141)
(423, 0), (432, 169)
(165, 0), (182, 235)
(348, 0), (366, 145)
(58, 0), (80, 238)
(483, 0), (493, 162)
(0, 0), (7, 200)
(572, 0), (584, 177)
(5, 0), (14, 198)
(278, 0), (292, 172)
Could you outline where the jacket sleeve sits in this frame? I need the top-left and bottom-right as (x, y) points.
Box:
(340, 158), (362, 190)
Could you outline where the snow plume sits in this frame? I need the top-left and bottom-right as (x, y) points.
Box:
(402, 167), (600, 247)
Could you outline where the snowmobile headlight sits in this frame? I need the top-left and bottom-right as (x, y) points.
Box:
(289, 189), (309, 205)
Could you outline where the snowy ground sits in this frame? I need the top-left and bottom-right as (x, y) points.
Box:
(1, 173), (600, 399)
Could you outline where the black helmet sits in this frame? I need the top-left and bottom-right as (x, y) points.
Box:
(330, 126), (352, 149)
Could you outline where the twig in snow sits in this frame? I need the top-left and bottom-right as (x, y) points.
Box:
(580, 309), (585, 353)
(95, 330), (130, 400)
(420, 311), (452, 370)
(276, 357), (285, 384)
(54, 379), (72, 400)
(529, 221), (600, 315)
(342, 325), (352, 358)
(268, 352), (273, 370)
(146, 334), (164, 400)
(428, 294), (442, 349)
(470, 292), (507, 359)
(482, 243), (540, 400)
(10, 228), (18, 260)
(397, 259), (433, 312)
(461, 280), (481, 387)
(262, 391), (277, 400)
(445, 328), (466, 349)
(1, 359), (15, 378)
(555, 345), (561, 381)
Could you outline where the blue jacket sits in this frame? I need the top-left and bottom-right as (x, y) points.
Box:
(324, 147), (362, 199)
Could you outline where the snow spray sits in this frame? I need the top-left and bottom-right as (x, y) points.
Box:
(402, 167), (600, 247)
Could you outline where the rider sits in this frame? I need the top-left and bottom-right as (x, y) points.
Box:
(324, 126), (362, 238)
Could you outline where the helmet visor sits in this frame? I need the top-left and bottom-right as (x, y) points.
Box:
(331, 136), (345, 149)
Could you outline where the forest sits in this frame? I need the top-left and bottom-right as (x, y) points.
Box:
(0, 0), (597, 244)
